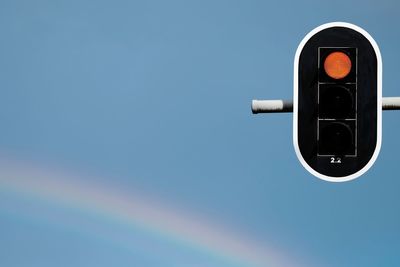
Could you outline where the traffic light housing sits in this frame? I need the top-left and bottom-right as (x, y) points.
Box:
(293, 22), (382, 182)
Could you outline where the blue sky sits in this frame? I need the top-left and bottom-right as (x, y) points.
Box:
(1, 0), (400, 266)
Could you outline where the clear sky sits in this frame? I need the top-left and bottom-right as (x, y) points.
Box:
(0, 0), (400, 267)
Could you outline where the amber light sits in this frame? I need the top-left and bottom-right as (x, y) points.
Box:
(324, 51), (352, 79)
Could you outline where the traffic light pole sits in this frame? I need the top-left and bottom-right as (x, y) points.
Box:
(251, 97), (400, 114)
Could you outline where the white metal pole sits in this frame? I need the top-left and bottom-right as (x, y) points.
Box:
(252, 97), (400, 113)
(382, 97), (400, 110)
(251, 100), (293, 114)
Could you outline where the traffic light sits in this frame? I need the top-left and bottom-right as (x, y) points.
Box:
(293, 22), (382, 182)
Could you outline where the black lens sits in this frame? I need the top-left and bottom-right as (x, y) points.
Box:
(319, 122), (354, 155)
(319, 86), (354, 119)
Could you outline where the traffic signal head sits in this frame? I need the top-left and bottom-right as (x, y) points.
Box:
(293, 22), (382, 182)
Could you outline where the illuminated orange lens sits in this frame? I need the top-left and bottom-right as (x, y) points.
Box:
(324, 52), (352, 79)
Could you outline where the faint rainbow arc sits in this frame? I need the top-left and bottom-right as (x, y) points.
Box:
(0, 160), (307, 267)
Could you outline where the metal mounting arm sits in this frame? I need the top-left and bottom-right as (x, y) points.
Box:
(251, 97), (400, 114)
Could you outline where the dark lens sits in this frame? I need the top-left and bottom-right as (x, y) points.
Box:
(319, 122), (354, 155)
(319, 86), (353, 118)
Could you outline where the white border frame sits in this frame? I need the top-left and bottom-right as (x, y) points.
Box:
(293, 22), (382, 182)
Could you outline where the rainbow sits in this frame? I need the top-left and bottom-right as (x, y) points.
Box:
(0, 159), (311, 267)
